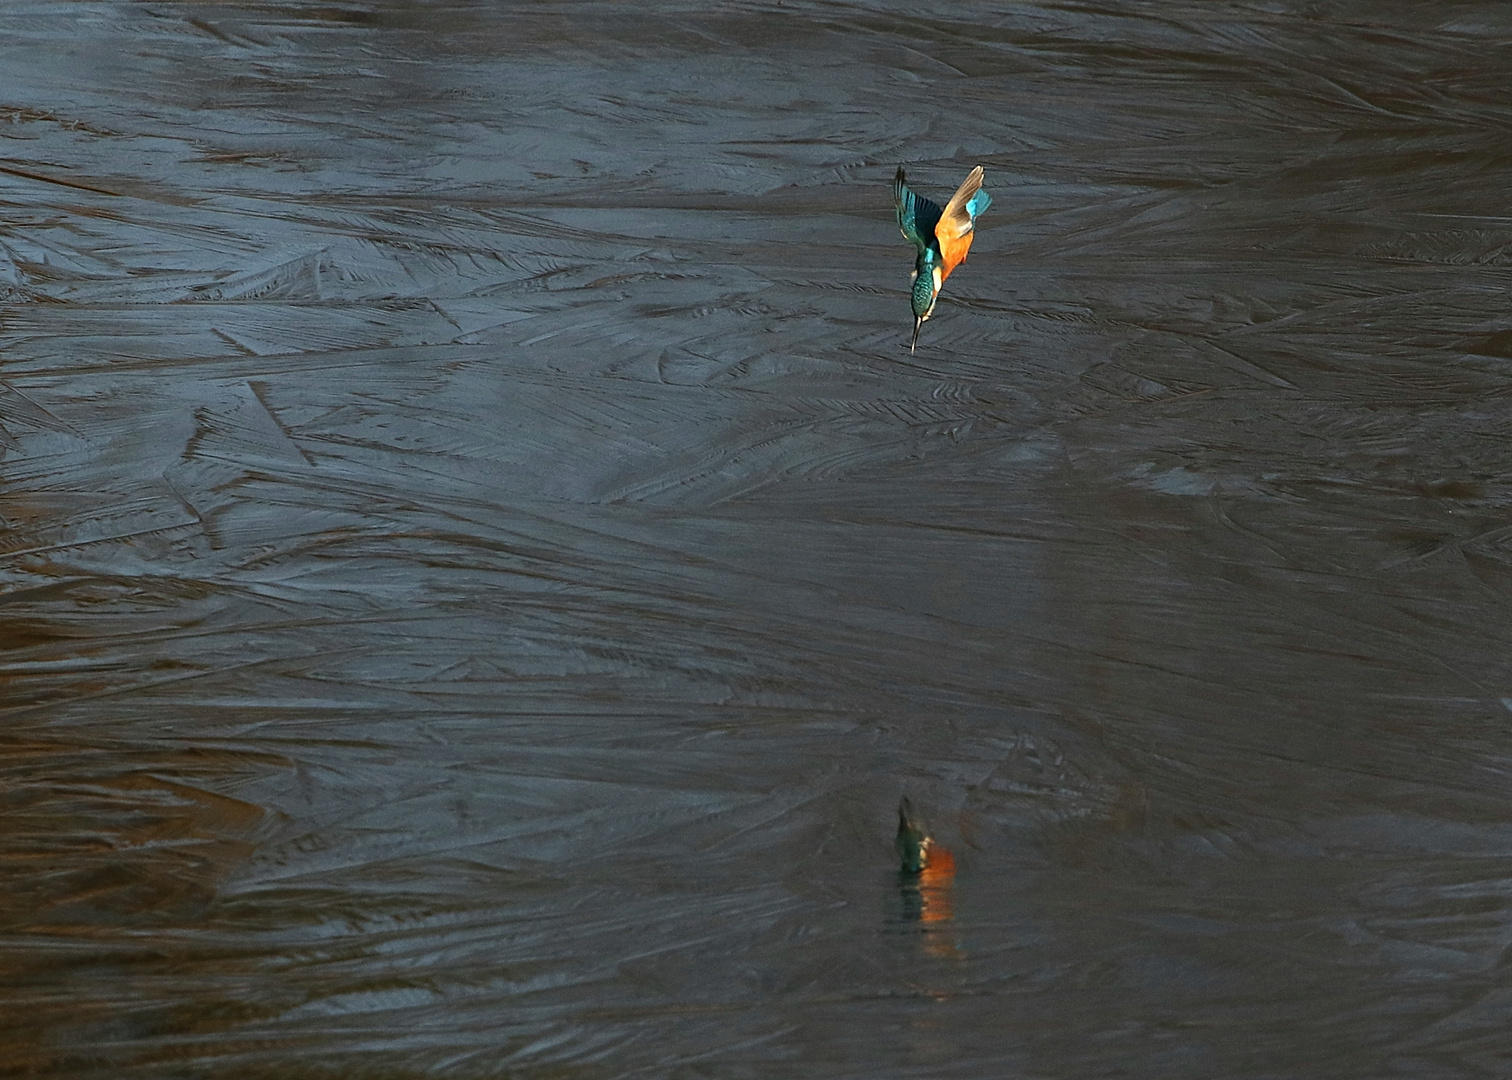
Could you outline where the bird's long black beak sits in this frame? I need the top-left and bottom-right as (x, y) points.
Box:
(910, 316), (923, 353)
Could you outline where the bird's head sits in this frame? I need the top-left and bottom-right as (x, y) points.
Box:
(909, 252), (942, 352)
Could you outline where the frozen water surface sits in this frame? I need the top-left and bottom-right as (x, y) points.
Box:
(5, 2), (1512, 1076)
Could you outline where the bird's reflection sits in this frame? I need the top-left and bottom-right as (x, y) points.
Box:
(896, 798), (961, 959)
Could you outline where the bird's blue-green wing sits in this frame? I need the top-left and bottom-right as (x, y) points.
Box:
(894, 167), (942, 253)
(965, 187), (991, 221)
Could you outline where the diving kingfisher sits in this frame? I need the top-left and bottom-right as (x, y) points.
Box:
(893, 165), (991, 352)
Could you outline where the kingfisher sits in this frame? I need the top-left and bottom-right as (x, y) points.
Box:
(893, 164), (992, 352)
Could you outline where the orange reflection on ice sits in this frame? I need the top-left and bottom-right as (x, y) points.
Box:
(900, 843), (960, 960)
(916, 844), (955, 924)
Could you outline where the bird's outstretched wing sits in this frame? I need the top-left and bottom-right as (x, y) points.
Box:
(894, 167), (942, 254)
(936, 165), (990, 278)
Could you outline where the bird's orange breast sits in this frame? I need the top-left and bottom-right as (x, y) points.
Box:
(938, 231), (975, 281)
